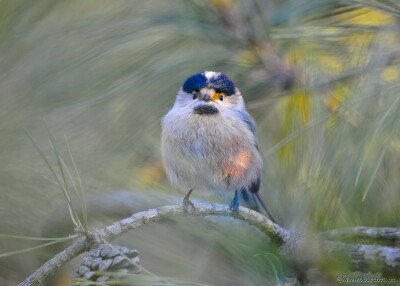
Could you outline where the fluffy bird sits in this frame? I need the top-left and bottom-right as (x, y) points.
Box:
(161, 71), (275, 222)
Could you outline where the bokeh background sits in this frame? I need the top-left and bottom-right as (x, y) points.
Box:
(1, 0), (400, 285)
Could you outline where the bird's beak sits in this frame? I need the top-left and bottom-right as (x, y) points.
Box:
(203, 94), (211, 102)
(203, 91), (222, 102)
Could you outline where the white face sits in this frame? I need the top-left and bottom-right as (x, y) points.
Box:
(174, 86), (244, 115)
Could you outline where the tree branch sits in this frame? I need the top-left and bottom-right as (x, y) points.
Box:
(322, 240), (400, 274)
(320, 226), (400, 242)
(19, 202), (400, 286)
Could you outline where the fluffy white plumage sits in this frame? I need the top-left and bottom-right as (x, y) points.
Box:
(204, 70), (220, 80)
(161, 71), (263, 196)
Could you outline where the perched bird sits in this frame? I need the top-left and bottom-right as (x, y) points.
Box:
(161, 71), (275, 222)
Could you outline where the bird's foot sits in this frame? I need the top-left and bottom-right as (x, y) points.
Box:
(230, 190), (239, 216)
(183, 189), (195, 213)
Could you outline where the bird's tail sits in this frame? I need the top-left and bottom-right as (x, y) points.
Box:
(240, 189), (277, 223)
(252, 192), (277, 224)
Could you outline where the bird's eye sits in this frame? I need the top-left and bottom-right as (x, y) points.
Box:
(192, 91), (198, 100)
(219, 95), (224, 101)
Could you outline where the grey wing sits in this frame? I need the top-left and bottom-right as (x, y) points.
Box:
(234, 109), (257, 135)
(234, 110), (276, 221)
(234, 109), (258, 150)
(234, 109), (260, 191)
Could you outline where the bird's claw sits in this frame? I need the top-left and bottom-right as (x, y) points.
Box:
(230, 190), (239, 216)
(183, 189), (195, 213)
(183, 197), (195, 213)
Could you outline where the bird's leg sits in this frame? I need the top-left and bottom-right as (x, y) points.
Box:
(183, 189), (195, 213)
(230, 190), (239, 216)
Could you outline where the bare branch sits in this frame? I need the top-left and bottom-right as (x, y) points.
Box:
(19, 203), (285, 286)
(19, 203), (400, 286)
(320, 226), (400, 242)
(322, 241), (400, 274)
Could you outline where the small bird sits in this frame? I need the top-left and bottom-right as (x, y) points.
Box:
(161, 71), (275, 222)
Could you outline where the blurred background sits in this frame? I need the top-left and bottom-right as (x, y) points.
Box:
(1, 0), (400, 285)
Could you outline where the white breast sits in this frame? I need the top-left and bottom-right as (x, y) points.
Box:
(161, 106), (262, 194)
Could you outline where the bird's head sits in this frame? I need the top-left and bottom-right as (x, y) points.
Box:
(174, 71), (244, 115)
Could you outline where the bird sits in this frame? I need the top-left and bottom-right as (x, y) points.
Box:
(161, 71), (276, 223)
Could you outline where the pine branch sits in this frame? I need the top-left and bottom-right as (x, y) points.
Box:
(19, 202), (400, 286)
(320, 226), (400, 242)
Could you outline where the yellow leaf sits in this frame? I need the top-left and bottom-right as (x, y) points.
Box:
(295, 90), (311, 125)
(136, 162), (164, 186)
(381, 67), (399, 83)
(336, 8), (394, 26)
